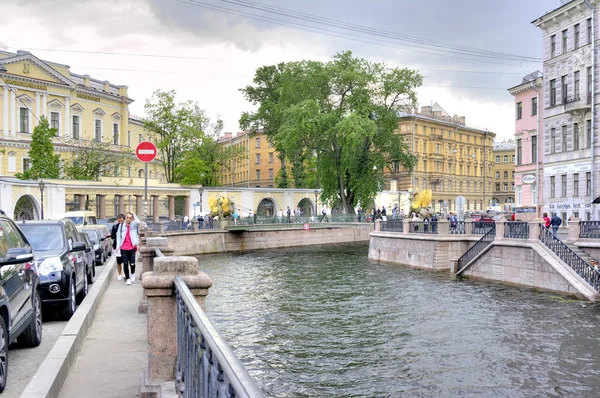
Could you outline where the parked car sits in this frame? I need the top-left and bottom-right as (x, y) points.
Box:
(78, 225), (111, 261)
(63, 210), (98, 227)
(80, 228), (105, 265)
(18, 219), (89, 320)
(0, 215), (42, 392)
(80, 234), (97, 283)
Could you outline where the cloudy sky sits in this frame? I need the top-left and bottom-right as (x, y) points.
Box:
(0, 0), (559, 140)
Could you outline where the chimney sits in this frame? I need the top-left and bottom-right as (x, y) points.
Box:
(119, 85), (128, 97)
(103, 80), (110, 92)
(83, 75), (91, 87)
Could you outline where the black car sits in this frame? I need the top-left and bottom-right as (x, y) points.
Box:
(0, 216), (42, 392)
(80, 228), (104, 266)
(80, 234), (96, 283)
(18, 219), (89, 320)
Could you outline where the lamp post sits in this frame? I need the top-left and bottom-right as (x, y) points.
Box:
(314, 189), (319, 216)
(198, 188), (204, 216)
(38, 179), (45, 220)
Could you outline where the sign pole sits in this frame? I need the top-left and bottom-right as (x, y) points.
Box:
(135, 141), (158, 224)
(144, 162), (148, 224)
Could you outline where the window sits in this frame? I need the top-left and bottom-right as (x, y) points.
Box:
(587, 172), (592, 195)
(517, 139), (522, 165)
(574, 123), (580, 150)
(139, 134), (143, 144)
(269, 152), (274, 163)
(503, 155), (508, 163)
(588, 18), (593, 45)
(551, 176), (556, 198)
(562, 29), (568, 53)
(51, 111), (60, 132)
(587, 119), (592, 148)
(562, 125), (568, 151)
(7, 152), (16, 173)
(22, 158), (31, 172)
(495, 156), (500, 163)
(574, 173), (580, 197)
(255, 169), (260, 180)
(575, 23), (580, 49)
(112, 123), (119, 145)
(517, 185), (522, 205)
(268, 168), (273, 179)
(561, 75), (567, 103)
(575, 70), (580, 98)
(551, 34), (557, 57)
(72, 115), (80, 139)
(255, 138), (260, 148)
(561, 174), (567, 197)
(511, 183), (515, 192)
(19, 108), (29, 133)
(551, 128), (556, 153)
(512, 155), (515, 163)
(504, 171), (508, 179)
(255, 153), (260, 164)
(503, 183), (508, 192)
(532, 97), (537, 115)
(532, 135), (537, 163)
(516, 102), (522, 119)
(94, 120), (102, 141)
(550, 79), (556, 106)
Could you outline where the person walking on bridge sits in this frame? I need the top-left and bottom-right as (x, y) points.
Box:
(117, 212), (140, 285)
(550, 214), (562, 235)
(111, 214), (125, 280)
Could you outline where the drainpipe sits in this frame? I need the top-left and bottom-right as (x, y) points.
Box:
(530, 78), (541, 217)
(412, 115), (416, 189)
(584, 0), (596, 219)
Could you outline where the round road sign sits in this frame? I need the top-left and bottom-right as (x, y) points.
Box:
(136, 141), (158, 163)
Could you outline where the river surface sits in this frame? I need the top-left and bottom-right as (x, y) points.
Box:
(198, 243), (600, 397)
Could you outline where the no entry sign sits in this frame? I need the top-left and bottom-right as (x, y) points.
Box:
(136, 141), (157, 163)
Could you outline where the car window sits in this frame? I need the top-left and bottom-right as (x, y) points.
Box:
(0, 223), (10, 259)
(63, 222), (76, 250)
(81, 234), (92, 248)
(3, 220), (27, 248)
(82, 230), (99, 244)
(65, 216), (83, 226)
(19, 224), (66, 252)
(88, 216), (98, 225)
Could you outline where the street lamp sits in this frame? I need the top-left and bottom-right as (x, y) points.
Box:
(198, 188), (204, 215)
(38, 179), (46, 220)
(314, 189), (319, 216)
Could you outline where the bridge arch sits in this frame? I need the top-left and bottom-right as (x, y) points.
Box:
(13, 194), (41, 220)
(297, 197), (316, 216)
(256, 197), (280, 216)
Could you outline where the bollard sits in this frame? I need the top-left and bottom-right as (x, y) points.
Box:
(374, 219), (382, 232)
(528, 219), (542, 243)
(403, 219), (410, 234)
(158, 221), (165, 234)
(141, 256), (212, 394)
(191, 220), (199, 232)
(438, 219), (450, 235)
(450, 258), (459, 274)
(495, 220), (505, 240)
(567, 218), (581, 243)
(464, 220), (473, 235)
(139, 237), (173, 314)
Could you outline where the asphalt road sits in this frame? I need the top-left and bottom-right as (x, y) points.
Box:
(2, 263), (107, 398)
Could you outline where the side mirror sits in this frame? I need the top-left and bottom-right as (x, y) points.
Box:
(72, 242), (86, 252)
(3, 247), (34, 264)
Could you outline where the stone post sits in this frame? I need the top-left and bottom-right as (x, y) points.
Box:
(141, 256), (212, 392)
(567, 218), (581, 243)
(135, 195), (143, 216)
(450, 258), (459, 274)
(139, 237), (174, 314)
(97, 194), (106, 219)
(402, 219), (410, 234)
(152, 195), (160, 223)
(158, 221), (165, 234)
(116, 194), (125, 217)
(374, 219), (381, 232)
(78, 194), (87, 210)
(191, 220), (199, 232)
(464, 220), (473, 235)
(495, 220), (505, 240)
(168, 195), (175, 221)
(438, 219), (449, 235)
(528, 219), (542, 243)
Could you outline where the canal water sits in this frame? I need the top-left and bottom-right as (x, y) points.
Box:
(198, 243), (600, 397)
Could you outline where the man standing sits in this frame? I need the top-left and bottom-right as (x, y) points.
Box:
(550, 214), (562, 235)
(286, 206), (291, 223)
(111, 214), (125, 280)
(117, 212), (140, 285)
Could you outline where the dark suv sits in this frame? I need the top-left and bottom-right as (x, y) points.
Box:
(0, 216), (42, 392)
(18, 219), (89, 321)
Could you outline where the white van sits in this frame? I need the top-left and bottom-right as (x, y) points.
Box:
(63, 211), (98, 227)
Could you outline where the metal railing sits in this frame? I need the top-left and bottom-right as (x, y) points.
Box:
(174, 277), (265, 398)
(504, 222), (529, 239)
(539, 226), (600, 291)
(457, 223), (496, 272)
(380, 219), (403, 232)
(449, 221), (465, 235)
(408, 221), (439, 234)
(472, 221), (495, 235)
(580, 221), (600, 238)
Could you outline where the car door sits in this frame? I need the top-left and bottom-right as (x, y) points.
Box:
(64, 222), (84, 291)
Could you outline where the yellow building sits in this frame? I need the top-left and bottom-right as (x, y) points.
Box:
(491, 140), (516, 209)
(391, 103), (496, 213)
(219, 130), (281, 188)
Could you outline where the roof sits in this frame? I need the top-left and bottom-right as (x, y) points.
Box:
(493, 140), (516, 150)
(397, 111), (493, 135)
(508, 70), (543, 94)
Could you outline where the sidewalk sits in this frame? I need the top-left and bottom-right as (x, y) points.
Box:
(59, 264), (147, 398)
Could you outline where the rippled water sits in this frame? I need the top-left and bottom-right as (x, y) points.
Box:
(198, 243), (600, 397)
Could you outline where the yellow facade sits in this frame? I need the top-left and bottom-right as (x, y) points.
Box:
(218, 130), (281, 188)
(491, 141), (516, 208)
(390, 104), (496, 213)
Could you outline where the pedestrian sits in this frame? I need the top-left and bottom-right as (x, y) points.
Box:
(183, 215), (189, 230)
(431, 213), (438, 233)
(381, 206), (387, 221)
(286, 206), (291, 223)
(412, 213), (419, 232)
(449, 212), (457, 232)
(117, 212), (139, 285)
(357, 207), (362, 222)
(278, 208), (283, 223)
(543, 212), (551, 229)
(550, 214), (562, 235)
(111, 214), (125, 280)
(198, 214), (204, 229)
(423, 216), (430, 233)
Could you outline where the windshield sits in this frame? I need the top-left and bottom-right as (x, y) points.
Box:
(65, 216), (83, 226)
(83, 230), (99, 244)
(19, 224), (65, 252)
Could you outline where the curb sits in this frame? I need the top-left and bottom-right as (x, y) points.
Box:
(20, 257), (116, 398)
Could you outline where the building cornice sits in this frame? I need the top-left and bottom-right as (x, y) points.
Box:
(508, 77), (543, 95)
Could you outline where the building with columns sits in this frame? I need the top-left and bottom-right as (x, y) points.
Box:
(533, 0), (598, 222)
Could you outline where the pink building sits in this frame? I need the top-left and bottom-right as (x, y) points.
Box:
(508, 71), (543, 215)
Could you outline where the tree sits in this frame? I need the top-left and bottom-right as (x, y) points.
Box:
(244, 51), (421, 213)
(63, 139), (134, 180)
(144, 90), (210, 183)
(16, 116), (60, 180)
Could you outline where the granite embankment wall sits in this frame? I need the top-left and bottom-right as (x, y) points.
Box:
(154, 224), (373, 255)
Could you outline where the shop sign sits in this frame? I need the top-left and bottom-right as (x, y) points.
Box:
(522, 174), (536, 184)
(3, 78), (47, 91)
(545, 162), (591, 176)
(77, 93), (101, 102)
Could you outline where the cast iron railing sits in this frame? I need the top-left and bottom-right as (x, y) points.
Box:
(472, 221), (495, 234)
(580, 221), (600, 238)
(504, 222), (529, 239)
(380, 219), (403, 232)
(456, 223), (496, 273)
(174, 277), (265, 398)
(539, 226), (600, 291)
(408, 221), (439, 234)
(449, 221), (465, 235)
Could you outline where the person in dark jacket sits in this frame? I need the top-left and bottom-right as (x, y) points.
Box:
(550, 214), (562, 235)
(111, 214), (125, 280)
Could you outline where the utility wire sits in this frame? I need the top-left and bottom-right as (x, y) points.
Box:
(4, 47), (230, 61)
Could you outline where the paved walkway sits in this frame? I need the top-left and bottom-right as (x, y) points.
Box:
(59, 265), (147, 398)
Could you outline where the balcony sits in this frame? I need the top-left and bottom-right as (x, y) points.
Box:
(564, 94), (592, 113)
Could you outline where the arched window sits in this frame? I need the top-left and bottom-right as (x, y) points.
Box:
(7, 152), (16, 173)
(149, 171), (153, 179)
(138, 169), (144, 178)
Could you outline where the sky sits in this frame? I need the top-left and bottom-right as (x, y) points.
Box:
(0, 0), (561, 141)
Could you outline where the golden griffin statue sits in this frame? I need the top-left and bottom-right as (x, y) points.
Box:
(409, 189), (435, 219)
(207, 195), (236, 219)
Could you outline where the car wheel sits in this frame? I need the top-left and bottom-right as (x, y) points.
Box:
(77, 271), (88, 304)
(0, 316), (7, 393)
(19, 290), (42, 348)
(59, 278), (76, 321)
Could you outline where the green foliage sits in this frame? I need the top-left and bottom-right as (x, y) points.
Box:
(16, 116), (60, 180)
(63, 139), (134, 181)
(242, 51), (421, 213)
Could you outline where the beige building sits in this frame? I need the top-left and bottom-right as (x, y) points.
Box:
(491, 140), (516, 210)
(390, 103), (496, 213)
